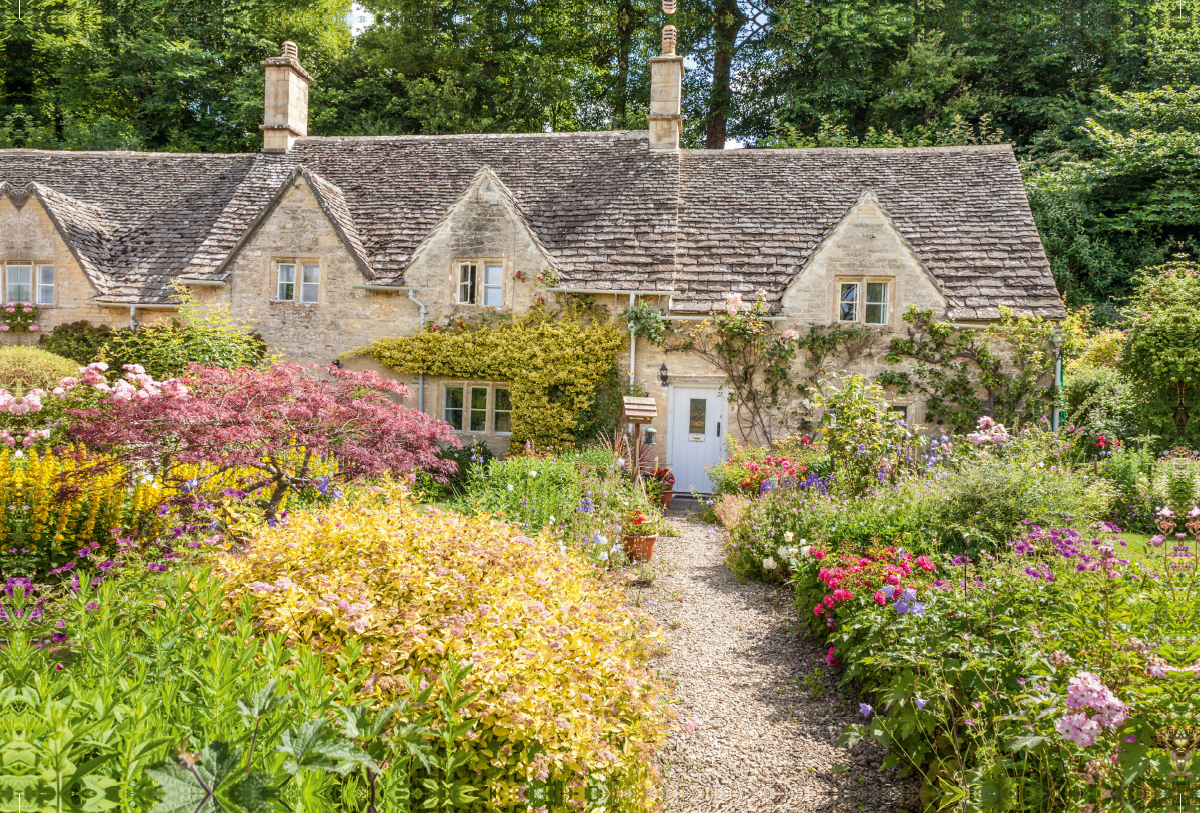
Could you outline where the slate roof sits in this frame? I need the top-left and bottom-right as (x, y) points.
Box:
(676, 145), (1062, 320)
(0, 136), (1063, 319)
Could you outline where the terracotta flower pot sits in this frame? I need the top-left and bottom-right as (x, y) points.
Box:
(659, 490), (674, 509)
(622, 532), (657, 563)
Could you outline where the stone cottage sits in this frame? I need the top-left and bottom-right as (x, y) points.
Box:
(0, 35), (1064, 494)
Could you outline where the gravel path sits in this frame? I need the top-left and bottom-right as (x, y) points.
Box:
(637, 516), (920, 812)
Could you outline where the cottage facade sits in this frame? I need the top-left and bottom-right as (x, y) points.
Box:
(0, 37), (1064, 494)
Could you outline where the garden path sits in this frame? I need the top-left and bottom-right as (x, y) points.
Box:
(640, 516), (919, 812)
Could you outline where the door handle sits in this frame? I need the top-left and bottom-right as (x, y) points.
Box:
(716, 421), (721, 437)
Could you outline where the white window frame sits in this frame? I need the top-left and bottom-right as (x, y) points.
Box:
(276, 263), (296, 301)
(444, 385), (465, 431)
(35, 265), (54, 306)
(5, 264), (32, 304)
(300, 263), (320, 304)
(457, 263), (477, 305)
(838, 278), (892, 326)
(838, 282), (858, 323)
(865, 281), (889, 325)
(482, 263), (503, 307)
(493, 387), (512, 435)
(468, 386), (489, 433)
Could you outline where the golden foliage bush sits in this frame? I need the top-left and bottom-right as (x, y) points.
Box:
(216, 490), (670, 809)
(0, 346), (79, 394)
(359, 310), (624, 451)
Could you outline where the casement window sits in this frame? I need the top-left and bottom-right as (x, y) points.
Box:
(277, 263), (296, 301)
(482, 264), (503, 306)
(276, 261), (320, 303)
(457, 263), (477, 304)
(444, 385), (465, 430)
(300, 264), (320, 303)
(443, 384), (512, 434)
(5, 265), (32, 304)
(36, 266), (54, 305)
(888, 404), (909, 422)
(838, 283), (858, 322)
(494, 388), (512, 434)
(838, 279), (891, 326)
(457, 261), (504, 306)
(865, 282), (889, 325)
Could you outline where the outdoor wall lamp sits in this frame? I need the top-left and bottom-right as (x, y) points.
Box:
(659, 363), (669, 386)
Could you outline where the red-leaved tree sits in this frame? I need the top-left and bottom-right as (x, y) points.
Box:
(69, 364), (460, 519)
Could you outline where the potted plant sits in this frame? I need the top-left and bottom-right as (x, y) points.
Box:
(647, 467), (676, 508)
(621, 508), (659, 562)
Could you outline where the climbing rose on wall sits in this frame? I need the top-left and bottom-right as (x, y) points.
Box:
(69, 363), (459, 518)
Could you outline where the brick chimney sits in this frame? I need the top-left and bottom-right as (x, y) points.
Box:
(260, 42), (311, 154)
(648, 16), (683, 151)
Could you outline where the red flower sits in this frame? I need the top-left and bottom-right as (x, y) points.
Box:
(873, 591), (887, 606)
(813, 604), (824, 615)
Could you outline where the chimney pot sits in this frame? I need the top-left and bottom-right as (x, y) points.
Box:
(259, 41), (311, 154)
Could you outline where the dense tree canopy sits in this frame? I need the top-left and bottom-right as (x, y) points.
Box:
(2, 0), (1197, 305)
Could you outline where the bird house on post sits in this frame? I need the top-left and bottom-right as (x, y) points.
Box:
(621, 397), (658, 482)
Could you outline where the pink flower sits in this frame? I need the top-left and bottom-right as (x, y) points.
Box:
(682, 717), (699, 733)
(825, 646), (838, 666)
(29, 325), (38, 331)
(0, 326), (8, 332)
(914, 555), (936, 571)
(813, 604), (823, 615)
(1056, 712), (1101, 747)
(873, 591), (886, 606)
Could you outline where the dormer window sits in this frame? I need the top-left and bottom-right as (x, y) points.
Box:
(838, 279), (890, 326)
(276, 261), (319, 303)
(457, 261), (503, 306)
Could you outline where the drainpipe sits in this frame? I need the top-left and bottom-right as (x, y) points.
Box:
(128, 305), (137, 331)
(628, 293), (637, 438)
(407, 290), (428, 414)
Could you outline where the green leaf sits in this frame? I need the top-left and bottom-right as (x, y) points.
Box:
(146, 760), (211, 813)
(222, 772), (280, 812)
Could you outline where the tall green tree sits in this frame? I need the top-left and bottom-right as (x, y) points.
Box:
(1025, 0), (1200, 307)
(0, 0), (352, 151)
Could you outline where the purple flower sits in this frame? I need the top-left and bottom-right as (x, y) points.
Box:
(881, 585), (896, 599)
(910, 601), (925, 617)
(901, 587), (917, 602)
(915, 697), (928, 710)
(859, 703), (872, 717)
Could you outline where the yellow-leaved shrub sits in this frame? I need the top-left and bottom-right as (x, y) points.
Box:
(215, 490), (671, 810)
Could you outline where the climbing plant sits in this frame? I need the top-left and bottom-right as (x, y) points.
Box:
(620, 302), (670, 345)
(672, 294), (882, 446)
(360, 308), (625, 452)
(879, 306), (1071, 433)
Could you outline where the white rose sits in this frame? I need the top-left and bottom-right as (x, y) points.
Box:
(507, 484), (514, 491)
(763, 557), (778, 571)
(783, 531), (794, 543)
(800, 546), (812, 558)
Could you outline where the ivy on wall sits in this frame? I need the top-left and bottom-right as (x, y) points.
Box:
(879, 306), (1073, 433)
(359, 309), (625, 452)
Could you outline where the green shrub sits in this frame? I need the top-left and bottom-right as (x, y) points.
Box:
(933, 430), (1114, 550)
(458, 447), (664, 567)
(4, 567), (489, 812)
(814, 375), (922, 496)
(1064, 365), (1139, 443)
(0, 345), (79, 394)
(102, 318), (267, 379)
(1098, 446), (1156, 531)
(37, 319), (114, 365)
(725, 478), (939, 581)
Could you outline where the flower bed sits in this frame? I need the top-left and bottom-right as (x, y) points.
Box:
(216, 489), (670, 809)
(785, 528), (1198, 811)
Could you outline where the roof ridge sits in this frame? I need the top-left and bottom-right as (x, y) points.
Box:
(681, 144), (1014, 156)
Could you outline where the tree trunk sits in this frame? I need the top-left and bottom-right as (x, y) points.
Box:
(705, 0), (742, 149)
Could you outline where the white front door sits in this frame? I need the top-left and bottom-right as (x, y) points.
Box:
(667, 386), (727, 494)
